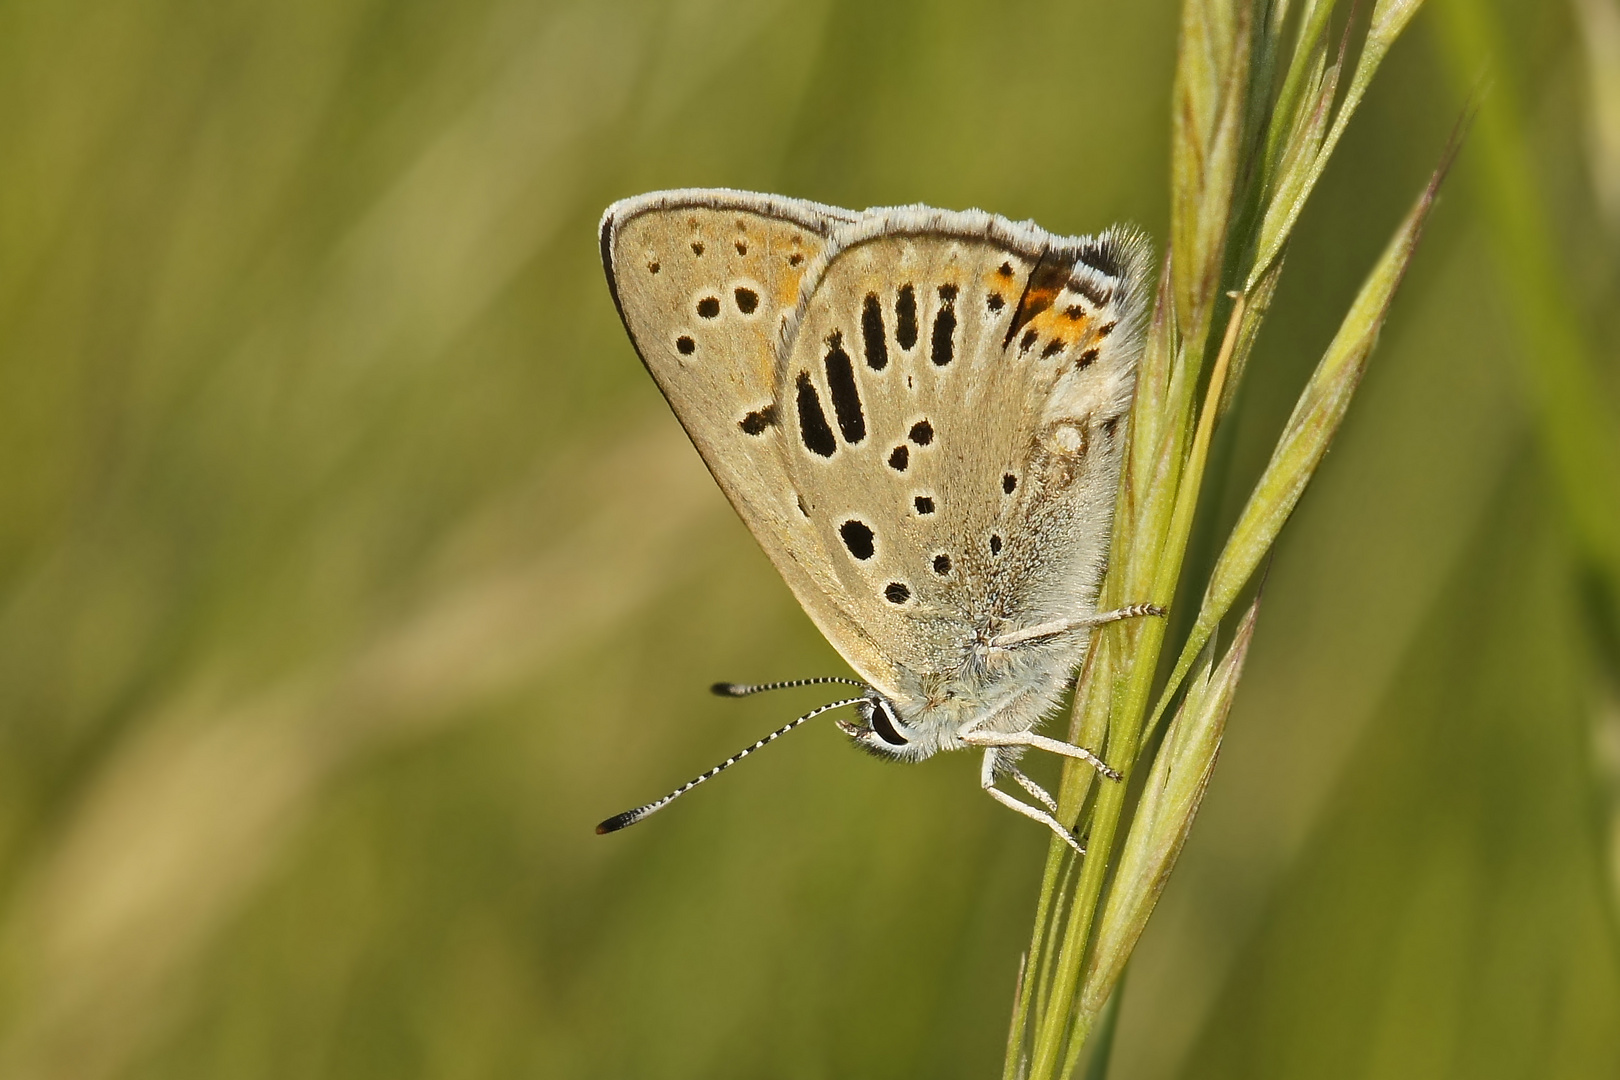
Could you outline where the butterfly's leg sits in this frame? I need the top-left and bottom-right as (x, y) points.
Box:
(1007, 765), (1059, 813)
(988, 604), (1165, 649)
(1087, 602), (1167, 626)
(982, 751), (1085, 855)
(962, 729), (1122, 781)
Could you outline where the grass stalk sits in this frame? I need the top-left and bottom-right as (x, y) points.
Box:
(1003, 2), (1447, 1075)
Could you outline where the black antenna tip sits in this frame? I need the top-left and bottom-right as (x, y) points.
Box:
(596, 811), (639, 835)
(711, 682), (746, 696)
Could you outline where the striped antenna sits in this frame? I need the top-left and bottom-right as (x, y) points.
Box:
(711, 676), (865, 697)
(595, 696), (867, 834)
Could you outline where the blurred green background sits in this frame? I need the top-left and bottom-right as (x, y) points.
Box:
(0, 0), (1616, 1077)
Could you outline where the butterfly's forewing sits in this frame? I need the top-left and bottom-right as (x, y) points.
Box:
(776, 209), (1152, 700)
(600, 191), (884, 672)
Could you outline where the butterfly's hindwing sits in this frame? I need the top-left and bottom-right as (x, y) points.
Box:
(775, 210), (1151, 700)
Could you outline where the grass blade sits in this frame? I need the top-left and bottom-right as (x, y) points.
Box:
(1152, 124), (1462, 744)
(1081, 598), (1260, 1024)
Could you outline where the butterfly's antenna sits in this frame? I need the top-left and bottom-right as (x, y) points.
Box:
(711, 676), (865, 698)
(595, 696), (867, 834)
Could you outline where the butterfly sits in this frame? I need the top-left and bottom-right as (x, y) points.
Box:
(596, 189), (1159, 852)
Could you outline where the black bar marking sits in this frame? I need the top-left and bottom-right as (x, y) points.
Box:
(1072, 277), (1112, 308)
(1004, 249), (1069, 346)
(862, 293), (889, 370)
(930, 284), (958, 366)
(895, 285), (918, 349)
(823, 332), (866, 444)
(796, 372), (837, 457)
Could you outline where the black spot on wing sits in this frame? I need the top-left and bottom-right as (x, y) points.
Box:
(930, 284), (958, 366)
(823, 333), (866, 444)
(739, 405), (777, 435)
(862, 293), (889, 371)
(909, 419), (933, 445)
(697, 296), (720, 319)
(795, 372), (837, 457)
(888, 445), (909, 471)
(840, 519), (875, 560)
(734, 287), (759, 314)
(884, 582), (910, 604)
(914, 495), (935, 515)
(895, 285), (918, 350)
(933, 553), (952, 575)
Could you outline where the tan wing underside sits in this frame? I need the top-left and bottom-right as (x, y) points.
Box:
(778, 232), (1140, 695)
(604, 196), (889, 683)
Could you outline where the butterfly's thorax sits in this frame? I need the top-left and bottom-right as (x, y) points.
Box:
(602, 190), (1150, 761)
(876, 621), (1091, 759)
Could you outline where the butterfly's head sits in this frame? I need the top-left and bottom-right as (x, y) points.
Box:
(838, 694), (930, 762)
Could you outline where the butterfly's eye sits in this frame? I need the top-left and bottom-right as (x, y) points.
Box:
(870, 699), (908, 746)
